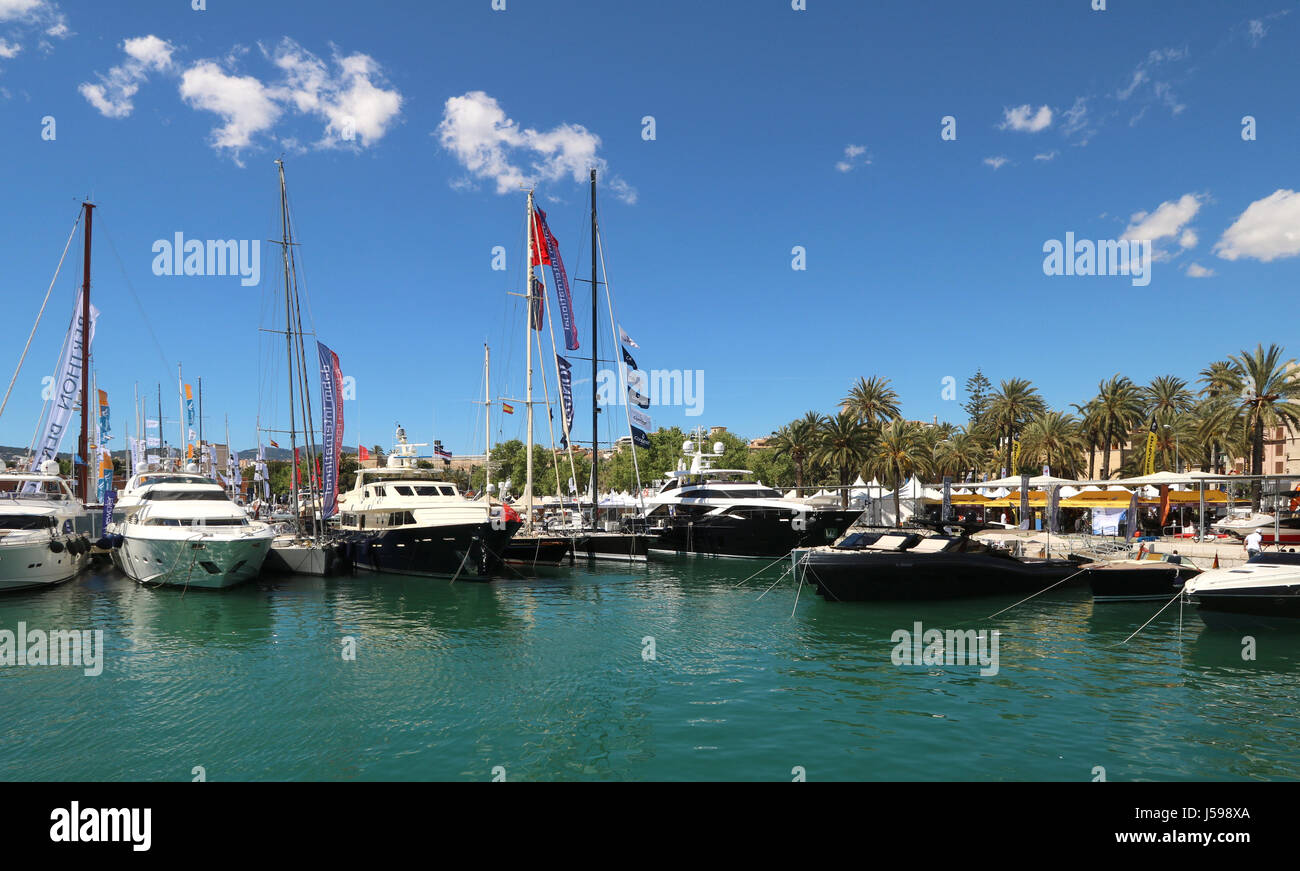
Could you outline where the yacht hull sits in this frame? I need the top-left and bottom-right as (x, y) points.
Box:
(1084, 564), (1198, 602)
(119, 533), (272, 589)
(648, 509), (860, 560)
(1192, 586), (1300, 624)
(264, 538), (348, 576)
(345, 521), (519, 579)
(0, 539), (89, 592)
(805, 551), (1086, 602)
(574, 532), (648, 562)
(502, 535), (573, 567)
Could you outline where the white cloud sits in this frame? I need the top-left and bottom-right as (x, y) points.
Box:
(835, 143), (870, 172)
(0, 0), (67, 61)
(1179, 228), (1197, 248)
(999, 104), (1052, 133)
(1033, 150), (1058, 161)
(1122, 193), (1203, 244)
(179, 61), (282, 155)
(267, 38), (402, 148)
(80, 35), (403, 160)
(1185, 262), (1214, 278)
(983, 155), (1010, 170)
(1059, 96), (1093, 145)
(1248, 20), (1266, 45)
(1214, 189), (1300, 262)
(1116, 47), (1189, 116)
(78, 34), (174, 119)
(437, 90), (636, 203)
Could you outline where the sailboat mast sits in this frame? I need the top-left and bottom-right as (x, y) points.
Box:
(77, 202), (93, 500)
(156, 384), (162, 469)
(276, 159), (301, 527)
(177, 363), (184, 469)
(525, 189), (535, 530)
(590, 169), (598, 515)
(484, 343), (491, 501)
(198, 376), (204, 471)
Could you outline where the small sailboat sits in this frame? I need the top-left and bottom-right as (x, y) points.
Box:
(259, 159), (347, 576)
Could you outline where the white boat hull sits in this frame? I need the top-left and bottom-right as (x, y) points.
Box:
(118, 531), (272, 589)
(0, 538), (89, 592)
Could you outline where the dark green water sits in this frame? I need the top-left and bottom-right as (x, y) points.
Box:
(2, 558), (1298, 781)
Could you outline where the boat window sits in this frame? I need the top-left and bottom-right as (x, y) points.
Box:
(440, 486), (456, 496)
(0, 515), (56, 530)
(394, 486), (414, 496)
(143, 491), (227, 501)
(202, 518), (249, 527)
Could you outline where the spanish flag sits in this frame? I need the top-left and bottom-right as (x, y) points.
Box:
(502, 402), (515, 415)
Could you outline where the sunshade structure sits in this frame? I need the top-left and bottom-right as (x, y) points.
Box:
(1062, 490), (1135, 508)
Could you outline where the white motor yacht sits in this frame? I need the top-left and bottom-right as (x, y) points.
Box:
(0, 460), (93, 592)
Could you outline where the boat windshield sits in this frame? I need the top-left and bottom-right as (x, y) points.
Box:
(142, 491), (228, 501)
(1247, 551), (1300, 566)
(0, 515), (56, 530)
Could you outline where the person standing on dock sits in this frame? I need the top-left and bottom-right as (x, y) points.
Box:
(1244, 529), (1263, 559)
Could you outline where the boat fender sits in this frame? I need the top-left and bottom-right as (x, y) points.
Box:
(95, 537), (113, 551)
(49, 539), (65, 554)
(112, 534), (125, 549)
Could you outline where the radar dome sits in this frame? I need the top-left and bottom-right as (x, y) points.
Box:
(683, 440), (694, 453)
(40, 459), (60, 476)
(713, 442), (724, 455)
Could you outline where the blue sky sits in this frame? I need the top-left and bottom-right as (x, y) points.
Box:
(1, 0), (1298, 457)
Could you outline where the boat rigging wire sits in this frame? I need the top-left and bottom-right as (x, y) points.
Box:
(0, 208), (81, 424)
(985, 565), (1089, 619)
(1122, 589), (1186, 644)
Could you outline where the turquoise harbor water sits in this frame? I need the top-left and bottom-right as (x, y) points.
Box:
(2, 558), (1299, 782)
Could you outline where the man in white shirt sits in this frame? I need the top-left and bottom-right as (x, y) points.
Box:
(1244, 529), (1263, 558)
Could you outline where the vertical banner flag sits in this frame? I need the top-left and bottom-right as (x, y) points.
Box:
(529, 275), (545, 331)
(185, 384), (195, 426)
(621, 343), (649, 448)
(1144, 420), (1158, 475)
(534, 209), (579, 351)
(556, 354), (574, 449)
(619, 326), (639, 349)
(941, 476), (952, 521)
(1019, 473), (1031, 530)
(317, 341), (344, 520)
(96, 389), (113, 504)
(27, 290), (99, 485)
(1010, 438), (1021, 474)
(293, 447), (301, 492)
(145, 418), (160, 449)
(1048, 485), (1060, 534)
(627, 369), (650, 409)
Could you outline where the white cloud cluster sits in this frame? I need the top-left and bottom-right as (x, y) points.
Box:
(0, 0), (69, 61)
(983, 155), (1009, 170)
(1116, 47), (1188, 116)
(437, 90), (636, 204)
(835, 143), (870, 172)
(1214, 189), (1300, 262)
(999, 104), (1052, 133)
(79, 35), (403, 161)
(1122, 193), (1203, 258)
(1185, 262), (1214, 278)
(78, 34), (173, 119)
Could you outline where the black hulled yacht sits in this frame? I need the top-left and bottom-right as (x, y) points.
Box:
(642, 437), (861, 559)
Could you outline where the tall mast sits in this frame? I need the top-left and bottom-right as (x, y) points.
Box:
(77, 202), (93, 500)
(484, 343), (491, 501)
(590, 169), (598, 514)
(198, 376), (204, 472)
(156, 383), (162, 469)
(177, 363), (184, 469)
(525, 189), (535, 530)
(276, 159), (301, 529)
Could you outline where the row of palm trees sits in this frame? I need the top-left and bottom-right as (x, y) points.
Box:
(766, 343), (1300, 510)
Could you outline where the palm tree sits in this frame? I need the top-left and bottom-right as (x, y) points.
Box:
(1072, 398), (1102, 479)
(865, 420), (934, 526)
(770, 412), (825, 491)
(1143, 375), (1194, 419)
(1229, 343), (1300, 508)
(1198, 360), (1242, 399)
(1091, 375), (1143, 479)
(1189, 397), (1246, 474)
(842, 376), (901, 428)
(933, 430), (986, 481)
(986, 378), (1046, 475)
(1018, 411), (1087, 477)
(813, 412), (875, 507)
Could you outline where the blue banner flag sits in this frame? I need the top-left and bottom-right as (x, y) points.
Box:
(534, 208), (580, 351)
(556, 354), (574, 447)
(317, 341), (344, 520)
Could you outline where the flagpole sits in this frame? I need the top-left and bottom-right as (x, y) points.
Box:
(177, 363), (185, 470)
(524, 188), (535, 531)
(590, 169), (599, 519)
(76, 202), (93, 502)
